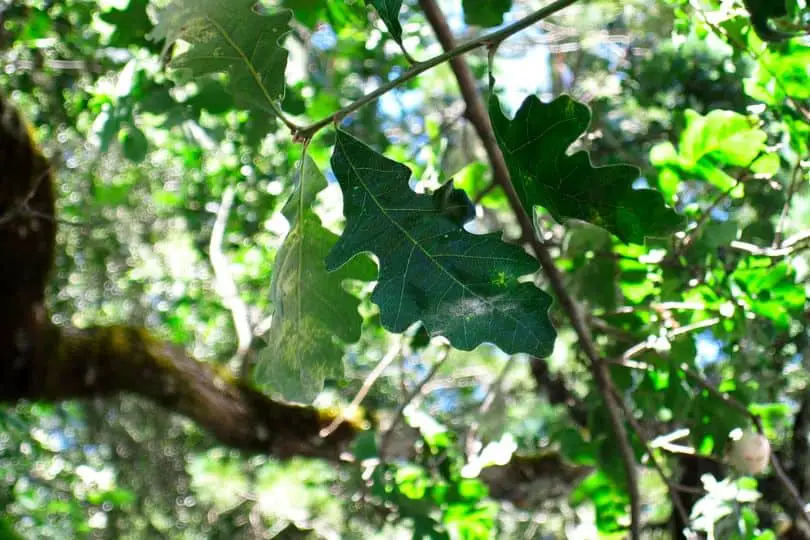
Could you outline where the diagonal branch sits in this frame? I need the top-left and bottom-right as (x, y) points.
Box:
(295, 0), (581, 140)
(3, 322), (358, 459)
(416, 1), (641, 536)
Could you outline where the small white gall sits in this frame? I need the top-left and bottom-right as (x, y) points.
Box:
(729, 431), (771, 475)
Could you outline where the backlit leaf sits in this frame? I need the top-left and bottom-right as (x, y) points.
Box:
(255, 156), (376, 402)
(650, 109), (772, 196)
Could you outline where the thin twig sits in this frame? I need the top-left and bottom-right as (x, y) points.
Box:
(320, 340), (402, 438)
(589, 317), (637, 343)
(416, 1), (641, 536)
(608, 385), (693, 535)
(676, 182), (739, 256)
(379, 346), (449, 459)
(730, 230), (810, 258)
(619, 318), (721, 363)
(599, 302), (712, 317)
(18, 209), (93, 229)
(0, 168), (52, 226)
(650, 428), (695, 456)
(1, 58), (105, 74)
(294, 0), (581, 140)
(396, 42), (417, 66)
(209, 186), (253, 372)
(775, 163), (807, 247)
(464, 356), (516, 453)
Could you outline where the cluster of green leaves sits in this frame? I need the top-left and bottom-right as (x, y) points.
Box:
(148, 0), (689, 400)
(650, 109), (777, 200)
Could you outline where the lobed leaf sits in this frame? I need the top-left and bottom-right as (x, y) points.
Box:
(327, 130), (556, 358)
(255, 156), (376, 402)
(490, 93), (683, 244)
(149, 0), (291, 114)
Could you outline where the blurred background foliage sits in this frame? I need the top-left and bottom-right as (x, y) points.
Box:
(0, 0), (808, 537)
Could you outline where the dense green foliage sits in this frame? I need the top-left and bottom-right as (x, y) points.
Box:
(0, 0), (809, 538)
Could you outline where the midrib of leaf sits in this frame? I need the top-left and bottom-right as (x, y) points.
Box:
(295, 155), (306, 368)
(204, 15), (281, 113)
(501, 117), (578, 155)
(337, 136), (541, 343)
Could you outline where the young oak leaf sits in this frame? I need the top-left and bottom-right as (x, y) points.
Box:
(327, 130), (556, 358)
(650, 109), (772, 200)
(255, 156), (376, 402)
(148, 0), (291, 114)
(489, 93), (683, 244)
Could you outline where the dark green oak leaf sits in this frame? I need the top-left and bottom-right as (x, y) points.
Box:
(490, 93), (682, 244)
(256, 156), (376, 402)
(368, 0), (404, 44)
(148, 0), (291, 113)
(327, 130), (556, 358)
(463, 0), (513, 27)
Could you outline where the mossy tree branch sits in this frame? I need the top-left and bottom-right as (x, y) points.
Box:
(2, 322), (358, 460)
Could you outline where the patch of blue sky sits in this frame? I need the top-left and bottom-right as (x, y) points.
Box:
(376, 1), (553, 157)
(311, 23), (338, 51)
(695, 330), (725, 368)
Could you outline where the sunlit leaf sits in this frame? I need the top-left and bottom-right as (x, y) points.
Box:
(327, 130), (556, 358)
(746, 41), (810, 103)
(732, 259), (806, 328)
(679, 110), (765, 168)
(570, 472), (628, 533)
(651, 109), (772, 195)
